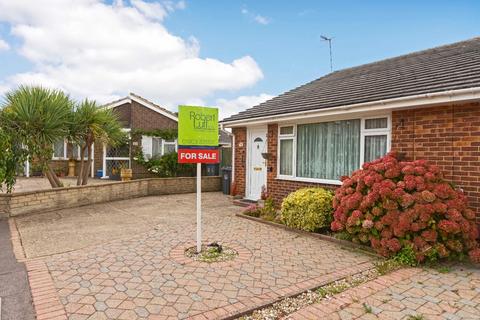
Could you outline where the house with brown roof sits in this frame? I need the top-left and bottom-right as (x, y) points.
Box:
(34, 93), (231, 180)
(221, 37), (480, 219)
(93, 93), (179, 179)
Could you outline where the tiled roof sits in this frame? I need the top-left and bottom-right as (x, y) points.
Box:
(103, 93), (178, 119)
(222, 37), (480, 122)
(128, 93), (178, 118)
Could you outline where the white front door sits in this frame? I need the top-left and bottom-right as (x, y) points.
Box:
(247, 127), (267, 200)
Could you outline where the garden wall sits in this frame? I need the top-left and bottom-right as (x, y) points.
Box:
(0, 176), (221, 218)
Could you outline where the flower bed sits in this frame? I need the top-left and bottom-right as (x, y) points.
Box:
(331, 152), (480, 264)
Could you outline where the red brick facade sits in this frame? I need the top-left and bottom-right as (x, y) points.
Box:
(232, 127), (247, 196)
(392, 102), (480, 216)
(90, 100), (177, 179)
(232, 102), (480, 217)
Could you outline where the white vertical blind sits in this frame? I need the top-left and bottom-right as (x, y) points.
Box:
(296, 119), (360, 180)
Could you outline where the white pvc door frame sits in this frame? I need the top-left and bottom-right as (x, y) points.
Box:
(246, 126), (268, 200)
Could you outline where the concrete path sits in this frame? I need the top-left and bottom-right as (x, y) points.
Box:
(0, 219), (35, 320)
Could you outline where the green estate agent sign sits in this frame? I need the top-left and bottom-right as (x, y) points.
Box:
(178, 106), (219, 146)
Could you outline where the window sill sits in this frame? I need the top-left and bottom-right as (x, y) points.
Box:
(275, 175), (342, 186)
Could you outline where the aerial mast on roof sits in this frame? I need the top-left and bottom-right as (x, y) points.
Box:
(321, 35), (334, 72)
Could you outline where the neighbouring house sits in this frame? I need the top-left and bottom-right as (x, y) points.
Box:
(21, 93), (178, 179)
(23, 93), (232, 180)
(221, 37), (480, 221)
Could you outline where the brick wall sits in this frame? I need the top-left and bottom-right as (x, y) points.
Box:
(0, 176), (221, 217)
(131, 100), (178, 179)
(91, 101), (179, 178)
(232, 127), (247, 196)
(266, 124), (336, 205)
(392, 102), (480, 217)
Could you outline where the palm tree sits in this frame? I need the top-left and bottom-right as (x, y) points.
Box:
(71, 100), (125, 185)
(2, 86), (74, 188)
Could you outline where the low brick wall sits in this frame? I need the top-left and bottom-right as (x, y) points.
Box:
(0, 176), (221, 218)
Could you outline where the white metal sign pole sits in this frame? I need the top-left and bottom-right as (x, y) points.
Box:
(196, 162), (202, 253)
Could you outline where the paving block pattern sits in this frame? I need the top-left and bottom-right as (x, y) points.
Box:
(25, 260), (67, 320)
(35, 193), (374, 319)
(288, 266), (480, 320)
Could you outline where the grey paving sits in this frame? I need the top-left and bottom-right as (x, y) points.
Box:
(0, 219), (34, 320)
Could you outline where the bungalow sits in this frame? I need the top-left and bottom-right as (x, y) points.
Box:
(27, 93), (231, 180)
(221, 37), (480, 219)
(94, 93), (178, 179)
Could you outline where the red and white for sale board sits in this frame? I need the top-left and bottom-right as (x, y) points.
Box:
(178, 147), (219, 164)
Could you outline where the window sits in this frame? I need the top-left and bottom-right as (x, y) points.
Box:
(152, 137), (162, 157)
(278, 116), (390, 183)
(52, 140), (66, 159)
(142, 136), (177, 159)
(279, 126), (295, 176)
(361, 117), (390, 163)
(163, 139), (176, 154)
(72, 144), (91, 160)
(296, 120), (360, 180)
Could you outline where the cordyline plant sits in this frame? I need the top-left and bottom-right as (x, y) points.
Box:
(331, 152), (480, 264)
(2, 86), (74, 188)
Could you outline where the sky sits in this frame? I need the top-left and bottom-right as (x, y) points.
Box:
(0, 0), (479, 119)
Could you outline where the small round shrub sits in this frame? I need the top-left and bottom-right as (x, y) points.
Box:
(331, 152), (479, 264)
(281, 188), (334, 232)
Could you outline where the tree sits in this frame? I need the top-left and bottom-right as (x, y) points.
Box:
(0, 119), (26, 192)
(2, 86), (74, 188)
(71, 100), (125, 185)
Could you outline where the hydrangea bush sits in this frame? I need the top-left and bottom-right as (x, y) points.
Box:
(331, 152), (480, 263)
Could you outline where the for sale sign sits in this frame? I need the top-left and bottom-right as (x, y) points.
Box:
(178, 106), (219, 164)
(178, 147), (219, 164)
(178, 106), (218, 147)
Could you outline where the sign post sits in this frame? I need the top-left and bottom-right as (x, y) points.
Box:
(178, 106), (219, 253)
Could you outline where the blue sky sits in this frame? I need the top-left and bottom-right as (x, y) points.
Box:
(0, 0), (479, 118)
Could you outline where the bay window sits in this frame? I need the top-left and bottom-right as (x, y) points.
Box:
(278, 116), (390, 183)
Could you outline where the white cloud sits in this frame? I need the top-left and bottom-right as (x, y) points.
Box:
(0, 0), (264, 111)
(241, 7), (271, 25)
(216, 93), (274, 120)
(0, 38), (10, 51)
(254, 15), (270, 25)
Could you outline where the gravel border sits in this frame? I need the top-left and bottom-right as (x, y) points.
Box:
(238, 268), (381, 320)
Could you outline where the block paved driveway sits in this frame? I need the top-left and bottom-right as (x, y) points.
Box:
(13, 192), (375, 319)
(288, 265), (480, 320)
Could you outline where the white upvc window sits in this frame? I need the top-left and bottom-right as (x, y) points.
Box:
(278, 125), (295, 178)
(163, 139), (177, 154)
(152, 137), (163, 158)
(360, 116), (391, 164)
(277, 115), (391, 184)
(142, 136), (177, 160)
(52, 139), (67, 159)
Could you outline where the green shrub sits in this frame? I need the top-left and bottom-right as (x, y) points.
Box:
(261, 197), (277, 221)
(281, 188), (334, 232)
